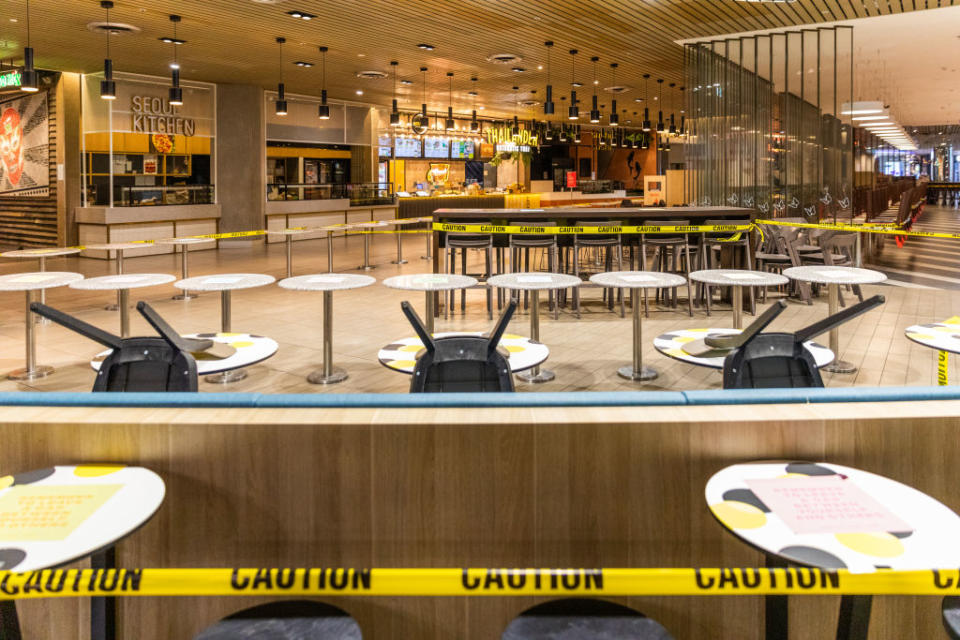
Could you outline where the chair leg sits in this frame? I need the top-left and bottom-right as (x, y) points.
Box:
(445, 248), (451, 320)
(684, 242), (694, 317)
(705, 284), (712, 317)
(460, 248), (467, 314)
(523, 248), (530, 310)
(549, 246), (558, 319)
(485, 248), (493, 320)
(618, 244), (625, 318)
(573, 244), (581, 319)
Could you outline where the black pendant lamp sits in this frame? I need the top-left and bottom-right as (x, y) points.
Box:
(545, 123), (554, 141)
(641, 74), (651, 132)
(668, 82), (677, 135)
(574, 124), (581, 143)
(656, 79), (665, 133)
(589, 56), (600, 123)
(609, 63), (619, 127)
(568, 49), (579, 120)
(99, 1), (116, 99)
(317, 46), (329, 119)
(445, 72), (455, 130)
(20, 0), (38, 92)
(543, 41), (554, 115)
(511, 86), (519, 135)
(679, 86), (686, 136)
(419, 66), (429, 128)
(389, 60), (400, 126)
(469, 77), (479, 133)
(641, 132), (649, 150)
(275, 37), (287, 115)
(167, 14), (183, 106)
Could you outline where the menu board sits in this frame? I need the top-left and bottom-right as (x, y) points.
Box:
(395, 137), (422, 158)
(450, 140), (475, 159)
(424, 137), (450, 159)
(377, 135), (393, 158)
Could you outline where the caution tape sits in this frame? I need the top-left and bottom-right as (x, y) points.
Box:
(939, 351), (949, 386)
(432, 222), (754, 235)
(756, 218), (960, 240)
(5, 567), (960, 599)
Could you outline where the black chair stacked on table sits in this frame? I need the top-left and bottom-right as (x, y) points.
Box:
(30, 301), (199, 392)
(195, 601), (361, 639)
(403, 299), (517, 393)
(502, 598), (675, 639)
(722, 295), (885, 389)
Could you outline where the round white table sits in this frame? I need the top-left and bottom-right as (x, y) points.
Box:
(354, 221), (389, 271)
(378, 331), (549, 374)
(154, 237), (216, 300)
(93, 332), (279, 376)
(265, 228), (315, 278)
(382, 273), (478, 335)
(590, 271), (687, 381)
(2, 247), (83, 318)
(706, 460), (960, 639)
(174, 273), (276, 383)
(784, 266), (886, 374)
(690, 269), (789, 330)
(83, 242), (154, 310)
(70, 273), (175, 337)
(654, 327), (835, 370)
(278, 273), (376, 384)
(0, 271), (84, 381)
(487, 272), (581, 383)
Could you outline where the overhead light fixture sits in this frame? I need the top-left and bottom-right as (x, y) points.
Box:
(589, 56), (600, 123)
(99, 1), (116, 100)
(678, 87), (686, 136)
(852, 115), (890, 121)
(286, 10), (316, 20)
(543, 41), (554, 116)
(417, 43), (435, 51)
(668, 82), (677, 134)
(470, 77), (479, 132)
(512, 86), (520, 135)
(400, 79), (413, 85)
(20, 0), (38, 92)
(511, 67), (525, 73)
(317, 46), (329, 119)
(655, 79), (665, 133)
(641, 74), (651, 131)
(275, 37), (287, 115)
(574, 124), (581, 143)
(568, 49), (579, 120)
(167, 14), (183, 106)
(419, 66), (430, 129)
(389, 60), (400, 126)
(446, 72), (455, 130)
(609, 63), (619, 126)
(294, 61), (313, 68)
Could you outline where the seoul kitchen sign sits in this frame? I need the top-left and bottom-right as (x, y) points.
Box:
(130, 95), (196, 136)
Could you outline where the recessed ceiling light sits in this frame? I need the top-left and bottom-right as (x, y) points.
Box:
(294, 61), (313, 67)
(400, 79), (413, 85)
(571, 82), (583, 88)
(356, 89), (363, 95)
(9, 18), (17, 22)
(159, 37), (186, 44)
(357, 53), (365, 57)
(169, 62), (180, 69)
(417, 44), (435, 51)
(286, 10), (316, 19)
(537, 65), (543, 70)
(511, 67), (525, 72)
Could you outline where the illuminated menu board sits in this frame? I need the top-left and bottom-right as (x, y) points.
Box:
(395, 137), (422, 158)
(424, 137), (450, 159)
(377, 135), (393, 158)
(450, 140), (475, 159)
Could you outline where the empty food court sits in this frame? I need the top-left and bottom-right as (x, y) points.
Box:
(3, 0), (960, 638)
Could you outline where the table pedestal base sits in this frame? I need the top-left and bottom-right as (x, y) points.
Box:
(516, 368), (555, 384)
(205, 368), (248, 384)
(308, 366), (348, 385)
(172, 292), (198, 301)
(824, 360), (857, 374)
(618, 365), (658, 381)
(8, 365), (53, 381)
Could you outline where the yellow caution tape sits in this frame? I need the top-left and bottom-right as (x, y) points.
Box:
(432, 222), (754, 235)
(756, 219), (960, 240)
(5, 567), (960, 599)
(939, 351), (949, 386)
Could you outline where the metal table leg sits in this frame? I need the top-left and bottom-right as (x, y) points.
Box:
(392, 226), (407, 264)
(205, 290), (247, 384)
(516, 288), (554, 383)
(359, 232), (375, 271)
(118, 289), (130, 338)
(308, 290), (347, 384)
(105, 249), (123, 311)
(9, 290), (52, 380)
(172, 245), (197, 300)
(424, 290), (435, 335)
(285, 235), (293, 278)
(36, 256), (48, 324)
(823, 282), (856, 373)
(90, 546), (116, 640)
(618, 289), (657, 381)
(327, 231), (335, 273)
(732, 284), (743, 330)
(422, 221), (432, 260)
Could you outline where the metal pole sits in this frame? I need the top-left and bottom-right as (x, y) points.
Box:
(360, 232), (375, 270)
(327, 231), (334, 273)
(205, 289), (246, 384)
(424, 290), (435, 335)
(618, 288), (657, 381)
(119, 289), (130, 338)
(516, 288), (555, 384)
(107, 249), (124, 312)
(732, 284), (743, 329)
(422, 221), (432, 260)
(116, 249), (125, 275)
(307, 290), (348, 385)
(393, 226), (407, 264)
(37, 256), (47, 315)
(285, 235), (293, 278)
(24, 290), (35, 374)
(221, 290), (231, 333)
(824, 281), (856, 374)
(173, 244), (196, 300)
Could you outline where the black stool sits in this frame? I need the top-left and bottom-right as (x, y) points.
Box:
(572, 220), (624, 318)
(641, 219), (694, 317)
(502, 598), (674, 639)
(509, 221), (559, 318)
(445, 232), (494, 320)
(195, 600), (361, 639)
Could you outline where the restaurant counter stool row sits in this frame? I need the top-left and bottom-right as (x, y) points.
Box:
(0, 265), (890, 393)
(3, 457), (957, 640)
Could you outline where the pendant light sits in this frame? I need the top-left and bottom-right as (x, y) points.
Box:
(641, 132), (649, 150)
(99, 1), (116, 100)
(389, 60), (400, 126)
(543, 41), (554, 115)
(567, 49), (579, 120)
(545, 123), (554, 141)
(609, 63), (619, 127)
(589, 56), (600, 123)
(419, 66), (429, 129)
(317, 46), (329, 119)
(641, 74), (651, 132)
(445, 72), (455, 130)
(20, 0), (38, 92)
(469, 77), (479, 132)
(656, 79), (665, 133)
(511, 86), (519, 136)
(574, 124), (581, 143)
(275, 37), (287, 116)
(679, 86), (686, 137)
(167, 15), (182, 106)
(668, 82), (677, 135)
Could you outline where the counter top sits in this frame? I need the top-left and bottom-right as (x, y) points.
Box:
(433, 206), (754, 220)
(77, 204), (221, 225)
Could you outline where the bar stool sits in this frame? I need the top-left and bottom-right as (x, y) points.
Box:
(445, 232), (494, 320)
(699, 218), (756, 315)
(509, 221), (559, 318)
(503, 598), (674, 639)
(943, 597), (960, 639)
(195, 601), (361, 639)
(572, 220), (624, 318)
(640, 219), (694, 317)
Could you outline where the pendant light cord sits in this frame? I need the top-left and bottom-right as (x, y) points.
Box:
(25, 0), (30, 48)
(321, 48), (326, 91)
(105, 3), (110, 60)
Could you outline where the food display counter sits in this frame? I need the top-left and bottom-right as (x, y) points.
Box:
(77, 204), (221, 259)
(265, 199), (399, 243)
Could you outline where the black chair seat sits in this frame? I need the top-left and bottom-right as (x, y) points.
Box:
(943, 596), (960, 639)
(502, 598), (674, 640)
(195, 601), (361, 640)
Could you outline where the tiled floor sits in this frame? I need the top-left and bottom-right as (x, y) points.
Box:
(0, 214), (957, 395)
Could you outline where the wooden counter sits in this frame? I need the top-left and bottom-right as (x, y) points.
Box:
(76, 204), (221, 259)
(4, 399), (959, 639)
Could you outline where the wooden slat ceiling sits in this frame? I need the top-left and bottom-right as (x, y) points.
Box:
(0, 0), (951, 119)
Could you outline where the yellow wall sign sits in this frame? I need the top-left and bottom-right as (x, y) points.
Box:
(484, 126), (539, 149)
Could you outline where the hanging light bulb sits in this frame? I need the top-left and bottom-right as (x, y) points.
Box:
(99, 1), (116, 99)
(317, 46), (329, 119)
(389, 60), (400, 126)
(445, 72), (455, 130)
(568, 49), (579, 120)
(167, 14), (183, 105)
(543, 41), (554, 116)
(545, 124), (554, 141)
(668, 82), (677, 135)
(641, 132), (649, 150)
(589, 56), (600, 123)
(20, 0), (38, 92)
(641, 74), (651, 132)
(469, 77), (480, 132)
(655, 79), (665, 133)
(275, 37), (287, 115)
(609, 63), (619, 127)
